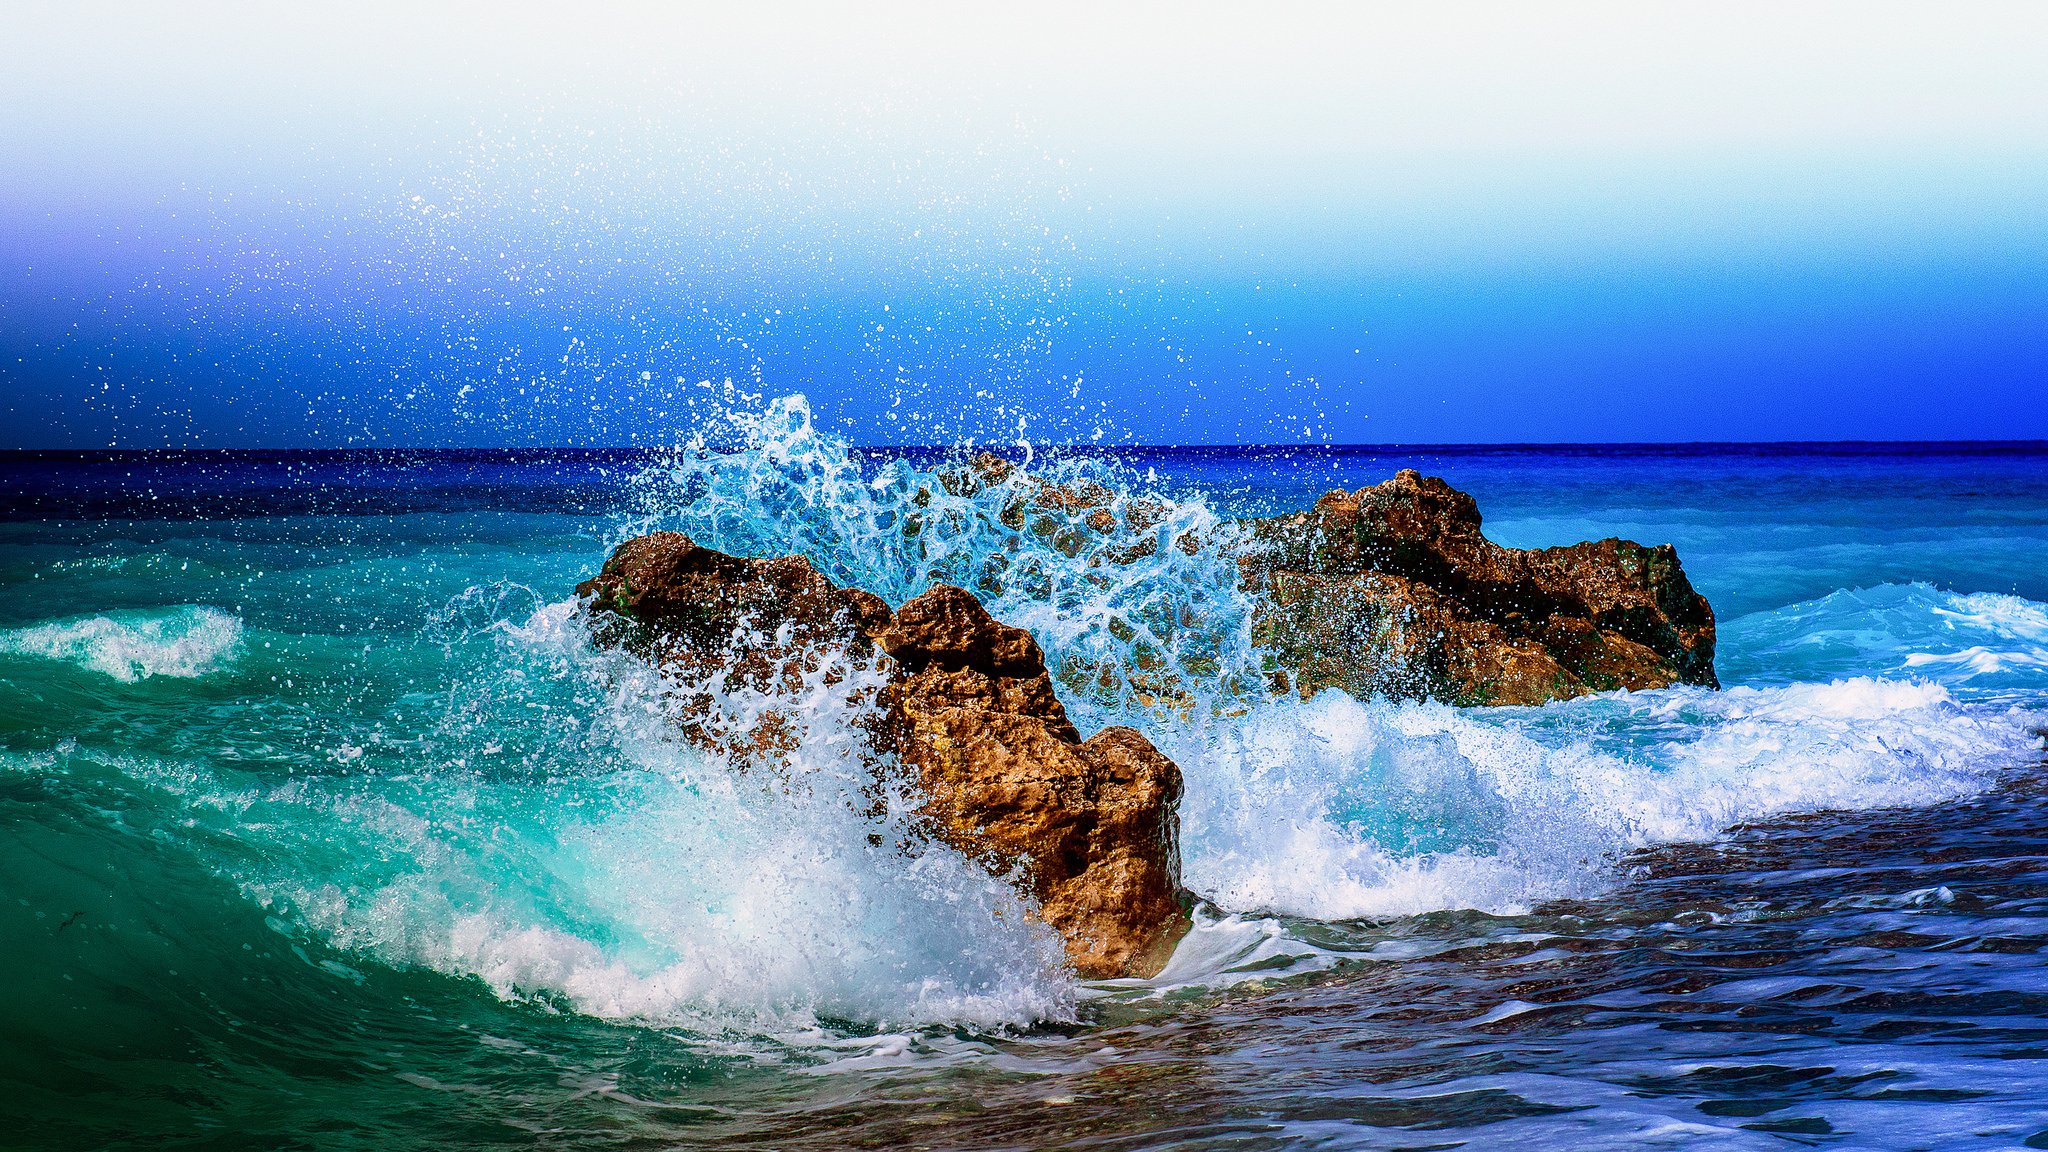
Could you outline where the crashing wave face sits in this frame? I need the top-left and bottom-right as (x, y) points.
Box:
(613, 396), (2048, 934)
(101, 594), (1078, 1036)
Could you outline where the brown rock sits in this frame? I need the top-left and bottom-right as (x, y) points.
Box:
(904, 454), (1717, 709)
(1241, 469), (1717, 706)
(576, 532), (894, 766)
(580, 534), (1188, 979)
(577, 531), (892, 664)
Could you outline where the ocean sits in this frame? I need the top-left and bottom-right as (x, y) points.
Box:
(5, 397), (2048, 1150)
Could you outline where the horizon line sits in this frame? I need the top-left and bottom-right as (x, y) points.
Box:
(3, 437), (2048, 459)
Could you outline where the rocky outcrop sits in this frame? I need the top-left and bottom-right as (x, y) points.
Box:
(1240, 469), (1717, 706)
(872, 585), (1188, 978)
(913, 454), (1716, 707)
(578, 532), (1188, 979)
(569, 470), (1711, 965)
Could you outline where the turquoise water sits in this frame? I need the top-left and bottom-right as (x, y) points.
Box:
(5, 400), (2048, 1149)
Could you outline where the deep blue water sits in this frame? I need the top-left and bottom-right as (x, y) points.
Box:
(4, 409), (2048, 1149)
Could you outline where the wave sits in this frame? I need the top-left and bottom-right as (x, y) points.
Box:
(381, 399), (2029, 1018)
(29, 397), (2043, 1039)
(270, 768), (1076, 1033)
(1721, 583), (2048, 694)
(556, 399), (2048, 1010)
(1164, 677), (2040, 929)
(112, 595), (1080, 1036)
(0, 605), (245, 682)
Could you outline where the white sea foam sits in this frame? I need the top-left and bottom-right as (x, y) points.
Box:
(227, 588), (1076, 1035)
(0, 605), (244, 681)
(1160, 677), (2042, 925)
(1906, 590), (2048, 678)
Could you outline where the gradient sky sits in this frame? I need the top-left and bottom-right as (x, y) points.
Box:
(3, 1), (2046, 446)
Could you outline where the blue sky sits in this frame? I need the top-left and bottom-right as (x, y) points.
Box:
(3, 2), (2046, 446)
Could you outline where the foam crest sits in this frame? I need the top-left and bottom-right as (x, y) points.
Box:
(0, 605), (244, 682)
(1161, 678), (2042, 924)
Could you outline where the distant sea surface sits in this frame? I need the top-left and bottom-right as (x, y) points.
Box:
(6, 414), (2048, 1150)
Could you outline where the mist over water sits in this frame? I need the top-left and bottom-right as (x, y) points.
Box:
(4, 411), (2047, 1148)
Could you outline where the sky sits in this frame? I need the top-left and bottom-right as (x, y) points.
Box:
(3, 1), (2046, 447)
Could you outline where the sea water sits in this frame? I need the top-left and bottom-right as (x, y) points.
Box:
(4, 399), (2047, 1149)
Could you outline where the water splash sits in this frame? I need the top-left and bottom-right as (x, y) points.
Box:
(612, 396), (2048, 943)
(623, 394), (1267, 726)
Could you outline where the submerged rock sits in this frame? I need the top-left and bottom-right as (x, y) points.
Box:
(1240, 469), (1717, 706)
(578, 532), (1188, 979)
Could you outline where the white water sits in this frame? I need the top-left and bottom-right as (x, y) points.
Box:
(1165, 679), (2039, 927)
(33, 398), (2046, 1038)
(0, 605), (244, 681)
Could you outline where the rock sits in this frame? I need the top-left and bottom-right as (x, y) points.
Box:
(577, 530), (893, 671)
(1240, 469), (1717, 706)
(925, 454), (1717, 708)
(578, 532), (1189, 979)
(576, 532), (895, 766)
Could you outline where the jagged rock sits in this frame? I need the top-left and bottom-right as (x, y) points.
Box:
(1240, 469), (1717, 706)
(578, 532), (1188, 979)
(577, 530), (892, 675)
(872, 585), (1187, 978)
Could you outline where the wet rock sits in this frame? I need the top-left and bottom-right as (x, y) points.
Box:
(1240, 469), (1717, 706)
(933, 452), (1181, 561)
(577, 531), (892, 675)
(931, 453), (1716, 708)
(578, 532), (1189, 979)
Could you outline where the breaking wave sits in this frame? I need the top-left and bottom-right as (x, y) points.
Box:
(25, 397), (2044, 1036)
(577, 396), (2044, 995)
(1168, 677), (2038, 927)
(0, 605), (245, 682)
(176, 595), (1076, 1035)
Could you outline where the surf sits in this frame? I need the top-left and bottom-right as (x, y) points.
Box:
(4, 409), (2044, 1045)
(0, 604), (244, 682)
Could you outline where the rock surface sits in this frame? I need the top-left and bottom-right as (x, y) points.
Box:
(1239, 469), (1718, 706)
(578, 532), (1188, 979)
